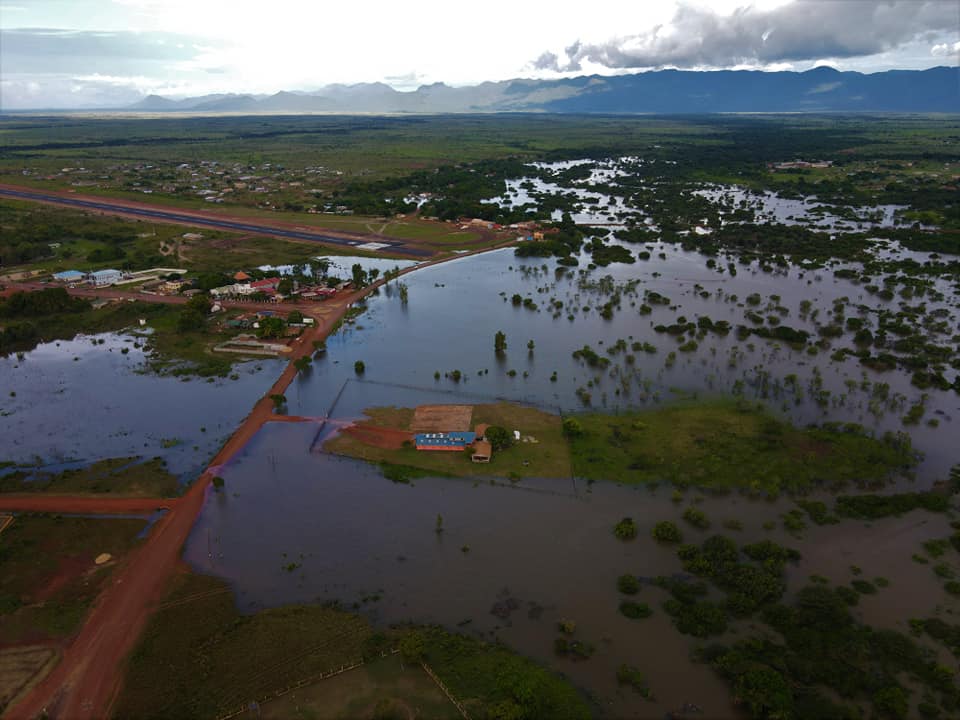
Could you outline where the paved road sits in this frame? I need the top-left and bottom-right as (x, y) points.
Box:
(0, 186), (431, 258)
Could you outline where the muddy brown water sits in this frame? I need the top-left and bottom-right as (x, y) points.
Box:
(185, 418), (957, 719)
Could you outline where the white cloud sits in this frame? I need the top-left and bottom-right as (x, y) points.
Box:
(931, 41), (960, 57)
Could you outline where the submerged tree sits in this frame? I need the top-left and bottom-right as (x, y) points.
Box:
(494, 330), (507, 355)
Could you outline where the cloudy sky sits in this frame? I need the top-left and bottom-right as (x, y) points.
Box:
(1, 0), (958, 108)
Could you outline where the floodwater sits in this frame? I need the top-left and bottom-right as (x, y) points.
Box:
(0, 331), (283, 478)
(288, 243), (957, 481)
(189, 208), (957, 713)
(185, 418), (956, 718)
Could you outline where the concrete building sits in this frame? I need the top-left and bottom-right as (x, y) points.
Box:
(88, 269), (123, 287)
(53, 270), (85, 283)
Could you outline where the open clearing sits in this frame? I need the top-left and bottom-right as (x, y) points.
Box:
(410, 405), (474, 432)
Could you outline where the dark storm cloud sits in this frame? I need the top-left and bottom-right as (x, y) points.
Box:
(0, 28), (209, 75)
(534, 0), (960, 71)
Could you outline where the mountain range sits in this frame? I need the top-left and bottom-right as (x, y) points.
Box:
(131, 66), (960, 114)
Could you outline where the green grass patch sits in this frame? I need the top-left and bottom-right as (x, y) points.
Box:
(568, 399), (916, 492)
(0, 514), (146, 643)
(115, 573), (373, 719)
(0, 457), (179, 497)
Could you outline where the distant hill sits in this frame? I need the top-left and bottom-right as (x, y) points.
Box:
(127, 67), (960, 114)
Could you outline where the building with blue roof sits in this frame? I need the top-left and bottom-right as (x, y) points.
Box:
(52, 270), (85, 282)
(414, 431), (477, 451)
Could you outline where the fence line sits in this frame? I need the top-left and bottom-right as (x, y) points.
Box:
(421, 661), (471, 720)
(214, 652), (397, 720)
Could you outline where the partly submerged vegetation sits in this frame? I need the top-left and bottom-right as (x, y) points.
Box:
(0, 456), (179, 496)
(569, 400), (917, 493)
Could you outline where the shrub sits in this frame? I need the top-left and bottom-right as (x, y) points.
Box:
(619, 601), (653, 619)
(652, 521), (683, 544)
(613, 517), (638, 540)
(617, 574), (640, 595)
(683, 507), (710, 529)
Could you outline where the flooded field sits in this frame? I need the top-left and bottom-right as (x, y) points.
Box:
(186, 417), (956, 718)
(179, 187), (959, 713)
(0, 331), (283, 478)
(288, 244), (956, 481)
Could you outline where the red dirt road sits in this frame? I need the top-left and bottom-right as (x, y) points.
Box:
(5, 294), (349, 720)
(0, 496), (176, 514)
(6, 243), (510, 720)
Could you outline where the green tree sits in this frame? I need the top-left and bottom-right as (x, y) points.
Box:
(351, 263), (367, 288)
(399, 632), (425, 663)
(277, 277), (293, 295)
(485, 425), (513, 451)
(562, 417), (583, 437)
(354, 360), (365, 375)
(256, 316), (286, 339)
(287, 309), (304, 324)
(494, 330), (507, 354)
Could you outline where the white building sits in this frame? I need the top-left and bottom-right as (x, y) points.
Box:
(89, 269), (123, 287)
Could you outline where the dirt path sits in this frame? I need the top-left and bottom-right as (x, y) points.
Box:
(0, 496), (177, 514)
(5, 244), (514, 720)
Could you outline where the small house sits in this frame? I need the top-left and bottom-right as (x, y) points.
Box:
(471, 440), (492, 464)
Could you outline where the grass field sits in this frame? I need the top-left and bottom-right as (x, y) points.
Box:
(568, 399), (918, 493)
(0, 514), (146, 644)
(0, 457), (180, 497)
(115, 571), (590, 720)
(253, 654), (459, 720)
(418, 627), (592, 720)
(324, 402), (572, 480)
(114, 572), (374, 719)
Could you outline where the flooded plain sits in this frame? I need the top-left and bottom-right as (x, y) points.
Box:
(186, 417), (956, 718)
(188, 218), (957, 715)
(7, 154), (957, 715)
(0, 331), (283, 478)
